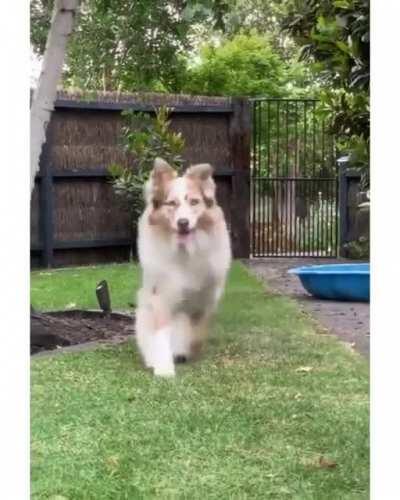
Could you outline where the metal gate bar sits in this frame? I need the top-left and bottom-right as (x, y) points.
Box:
(250, 98), (338, 258)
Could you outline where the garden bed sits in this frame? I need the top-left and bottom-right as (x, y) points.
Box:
(31, 309), (134, 355)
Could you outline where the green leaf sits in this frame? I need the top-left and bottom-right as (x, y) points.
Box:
(334, 0), (351, 9)
(336, 40), (351, 54)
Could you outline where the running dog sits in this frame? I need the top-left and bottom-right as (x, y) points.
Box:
(135, 158), (231, 376)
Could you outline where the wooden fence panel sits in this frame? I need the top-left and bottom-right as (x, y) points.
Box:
(53, 181), (132, 241)
(31, 92), (251, 267)
(170, 114), (232, 168)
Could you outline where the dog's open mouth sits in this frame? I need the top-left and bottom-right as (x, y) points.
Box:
(176, 227), (194, 244)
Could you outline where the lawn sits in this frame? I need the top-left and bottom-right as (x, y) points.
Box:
(31, 262), (369, 499)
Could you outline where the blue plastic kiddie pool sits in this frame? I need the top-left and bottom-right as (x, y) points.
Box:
(288, 263), (370, 302)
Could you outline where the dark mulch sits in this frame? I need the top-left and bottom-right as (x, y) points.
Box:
(31, 310), (135, 355)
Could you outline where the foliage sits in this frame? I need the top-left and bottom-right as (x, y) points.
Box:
(214, 0), (289, 34)
(30, 0), (316, 98)
(296, 198), (337, 254)
(183, 32), (312, 97)
(180, 0), (231, 32)
(343, 236), (369, 259)
(108, 107), (185, 227)
(318, 88), (369, 139)
(182, 1), (300, 62)
(282, 0), (369, 90)
(31, 262), (369, 499)
(31, 0), (206, 92)
(317, 88), (369, 185)
(342, 184), (369, 260)
(282, 0), (370, 185)
(345, 135), (369, 190)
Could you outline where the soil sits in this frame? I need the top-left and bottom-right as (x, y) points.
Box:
(31, 310), (135, 355)
(245, 258), (370, 359)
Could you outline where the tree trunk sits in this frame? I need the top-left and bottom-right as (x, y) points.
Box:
(30, 0), (79, 348)
(30, 0), (79, 193)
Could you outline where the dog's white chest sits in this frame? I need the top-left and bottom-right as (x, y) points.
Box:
(160, 259), (217, 314)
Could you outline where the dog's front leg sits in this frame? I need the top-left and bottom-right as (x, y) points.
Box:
(149, 293), (175, 377)
(151, 327), (175, 377)
(136, 289), (175, 377)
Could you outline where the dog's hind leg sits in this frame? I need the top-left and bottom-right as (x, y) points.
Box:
(171, 313), (192, 363)
(135, 294), (155, 369)
(188, 314), (211, 360)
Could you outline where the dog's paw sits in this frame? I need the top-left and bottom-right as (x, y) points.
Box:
(174, 355), (188, 364)
(143, 359), (154, 369)
(153, 364), (175, 377)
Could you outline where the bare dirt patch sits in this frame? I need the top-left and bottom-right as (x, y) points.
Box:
(31, 310), (134, 355)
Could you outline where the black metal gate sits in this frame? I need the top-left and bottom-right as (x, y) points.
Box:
(251, 98), (338, 257)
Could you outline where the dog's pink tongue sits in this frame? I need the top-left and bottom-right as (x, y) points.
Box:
(177, 232), (193, 245)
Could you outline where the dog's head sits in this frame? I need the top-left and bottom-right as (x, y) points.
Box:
(144, 158), (217, 245)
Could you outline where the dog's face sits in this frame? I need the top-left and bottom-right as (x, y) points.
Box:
(144, 158), (216, 245)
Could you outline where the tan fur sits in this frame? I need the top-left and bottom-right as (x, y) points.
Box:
(185, 163), (216, 207)
(146, 158), (177, 207)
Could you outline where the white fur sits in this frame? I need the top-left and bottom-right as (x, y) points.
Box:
(167, 177), (199, 232)
(170, 313), (192, 358)
(150, 327), (175, 377)
(135, 168), (231, 377)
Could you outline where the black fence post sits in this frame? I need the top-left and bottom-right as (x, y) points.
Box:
(39, 127), (54, 268)
(229, 98), (251, 259)
(338, 155), (350, 258)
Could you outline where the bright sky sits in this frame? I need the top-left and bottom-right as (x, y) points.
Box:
(30, 49), (42, 88)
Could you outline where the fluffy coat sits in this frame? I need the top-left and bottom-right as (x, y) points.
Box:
(135, 158), (231, 376)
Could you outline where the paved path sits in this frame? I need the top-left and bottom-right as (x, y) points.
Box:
(245, 258), (370, 359)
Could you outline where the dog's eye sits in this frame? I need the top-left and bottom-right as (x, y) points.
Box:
(165, 200), (177, 207)
(190, 198), (200, 206)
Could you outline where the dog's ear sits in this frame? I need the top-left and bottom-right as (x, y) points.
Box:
(185, 163), (216, 207)
(145, 158), (177, 208)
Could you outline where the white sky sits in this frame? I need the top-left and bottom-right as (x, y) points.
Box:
(30, 49), (42, 88)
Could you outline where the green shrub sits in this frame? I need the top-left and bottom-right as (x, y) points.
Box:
(343, 236), (369, 259)
(108, 107), (185, 233)
(283, 0), (370, 186)
(183, 32), (311, 97)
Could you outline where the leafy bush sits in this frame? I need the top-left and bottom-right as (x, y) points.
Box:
(283, 0), (370, 186)
(316, 88), (369, 187)
(108, 107), (185, 229)
(183, 32), (312, 97)
(283, 0), (369, 91)
(343, 236), (369, 259)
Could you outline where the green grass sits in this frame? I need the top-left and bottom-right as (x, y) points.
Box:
(31, 262), (369, 499)
(31, 263), (140, 311)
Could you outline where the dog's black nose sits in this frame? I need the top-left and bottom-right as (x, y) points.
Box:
(177, 218), (189, 231)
